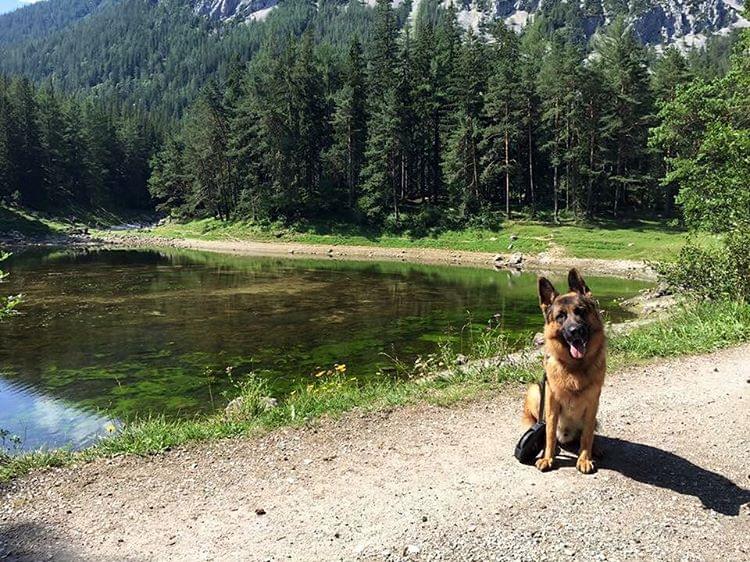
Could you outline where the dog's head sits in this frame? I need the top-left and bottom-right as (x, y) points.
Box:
(538, 269), (603, 362)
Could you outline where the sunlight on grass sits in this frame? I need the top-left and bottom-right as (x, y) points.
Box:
(134, 217), (711, 261)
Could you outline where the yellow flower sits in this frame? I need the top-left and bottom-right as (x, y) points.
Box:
(335, 364), (347, 373)
(315, 370), (327, 378)
(104, 423), (116, 434)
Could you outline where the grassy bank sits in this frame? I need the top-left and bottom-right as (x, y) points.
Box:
(135, 217), (712, 261)
(0, 204), (151, 239)
(2, 299), (749, 482)
(3, 203), (716, 262)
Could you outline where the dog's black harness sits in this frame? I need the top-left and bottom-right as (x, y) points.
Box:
(514, 373), (547, 464)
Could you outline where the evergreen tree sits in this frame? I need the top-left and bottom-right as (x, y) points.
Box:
(593, 17), (653, 216)
(182, 81), (235, 219)
(326, 37), (368, 210)
(7, 78), (45, 208)
(538, 35), (580, 221)
(360, 0), (400, 222)
(518, 20), (545, 213)
(442, 30), (487, 215)
(650, 46), (691, 213)
(288, 30), (329, 214)
(481, 23), (523, 216)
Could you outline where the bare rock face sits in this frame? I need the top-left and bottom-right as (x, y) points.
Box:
(192, 0), (277, 22)
(442, 0), (747, 48)
(190, 0), (748, 48)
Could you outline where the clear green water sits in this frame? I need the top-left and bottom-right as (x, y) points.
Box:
(0, 248), (650, 451)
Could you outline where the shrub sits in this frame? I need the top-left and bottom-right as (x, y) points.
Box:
(656, 227), (750, 301)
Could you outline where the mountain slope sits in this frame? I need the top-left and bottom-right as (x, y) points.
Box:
(0, 0), (744, 118)
(0, 0), (109, 46)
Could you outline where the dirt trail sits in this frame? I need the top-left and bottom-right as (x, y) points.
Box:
(99, 233), (656, 281)
(2, 346), (749, 562)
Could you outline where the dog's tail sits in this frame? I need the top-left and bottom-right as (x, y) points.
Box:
(522, 383), (541, 428)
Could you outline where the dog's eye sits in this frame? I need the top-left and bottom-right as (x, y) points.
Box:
(556, 312), (566, 322)
(575, 307), (586, 316)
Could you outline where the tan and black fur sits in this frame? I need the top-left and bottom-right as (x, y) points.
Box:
(522, 269), (606, 474)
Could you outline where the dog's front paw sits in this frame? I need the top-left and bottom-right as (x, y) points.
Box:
(535, 457), (554, 472)
(576, 456), (596, 474)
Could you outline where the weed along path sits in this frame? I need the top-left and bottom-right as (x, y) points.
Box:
(2, 345), (749, 561)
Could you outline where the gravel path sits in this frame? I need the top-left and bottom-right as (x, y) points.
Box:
(1, 346), (749, 561)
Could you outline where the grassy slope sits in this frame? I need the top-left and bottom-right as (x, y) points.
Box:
(139, 218), (714, 261)
(0, 205), (152, 237)
(2, 299), (749, 482)
(0, 206), (67, 236)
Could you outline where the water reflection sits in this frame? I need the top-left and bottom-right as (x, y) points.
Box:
(0, 377), (114, 452)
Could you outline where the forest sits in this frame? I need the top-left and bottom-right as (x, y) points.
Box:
(0, 0), (747, 230)
(0, 77), (157, 211)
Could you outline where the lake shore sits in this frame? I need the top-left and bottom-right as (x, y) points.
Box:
(98, 231), (657, 280)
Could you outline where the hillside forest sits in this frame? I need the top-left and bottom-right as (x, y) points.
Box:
(0, 0), (748, 232)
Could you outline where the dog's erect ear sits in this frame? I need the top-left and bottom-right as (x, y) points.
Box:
(538, 277), (558, 314)
(568, 268), (591, 297)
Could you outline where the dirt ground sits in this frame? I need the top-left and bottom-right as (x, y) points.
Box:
(1, 344), (748, 561)
(98, 234), (656, 281)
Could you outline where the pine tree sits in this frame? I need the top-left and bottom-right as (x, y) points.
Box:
(576, 64), (610, 217)
(289, 30), (329, 214)
(7, 77), (45, 208)
(360, 0), (400, 222)
(443, 30), (487, 215)
(149, 136), (192, 217)
(481, 23), (523, 217)
(326, 37), (367, 210)
(593, 17), (654, 216)
(228, 70), (268, 220)
(538, 35), (580, 221)
(518, 20), (545, 213)
(182, 81), (235, 220)
(0, 83), (11, 201)
(650, 46), (691, 214)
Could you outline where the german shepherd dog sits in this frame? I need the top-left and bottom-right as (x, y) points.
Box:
(522, 269), (606, 473)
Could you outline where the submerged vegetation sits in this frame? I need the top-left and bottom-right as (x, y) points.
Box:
(3, 298), (750, 482)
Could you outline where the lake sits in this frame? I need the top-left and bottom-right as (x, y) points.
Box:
(0, 247), (650, 452)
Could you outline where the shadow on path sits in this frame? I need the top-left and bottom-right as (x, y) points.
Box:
(597, 436), (750, 516)
(0, 521), (83, 562)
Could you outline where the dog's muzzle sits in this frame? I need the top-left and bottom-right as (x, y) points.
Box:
(563, 324), (589, 359)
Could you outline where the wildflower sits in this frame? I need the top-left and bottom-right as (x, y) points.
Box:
(104, 423), (117, 434)
(335, 364), (347, 373)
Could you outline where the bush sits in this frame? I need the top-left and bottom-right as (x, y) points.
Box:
(656, 227), (750, 301)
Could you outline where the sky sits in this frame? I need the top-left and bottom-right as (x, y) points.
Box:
(0, 0), (43, 16)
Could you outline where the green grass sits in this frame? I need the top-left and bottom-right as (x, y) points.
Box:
(611, 300), (750, 359)
(130, 217), (716, 261)
(1, 299), (748, 482)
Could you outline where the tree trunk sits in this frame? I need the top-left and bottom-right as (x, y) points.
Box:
(504, 129), (510, 218)
(553, 164), (559, 223)
(527, 103), (535, 214)
(587, 130), (595, 218)
(347, 120), (353, 209)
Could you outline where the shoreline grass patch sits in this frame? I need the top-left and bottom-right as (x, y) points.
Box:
(120, 217), (708, 262)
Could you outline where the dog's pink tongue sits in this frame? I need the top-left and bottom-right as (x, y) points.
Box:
(570, 344), (584, 359)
